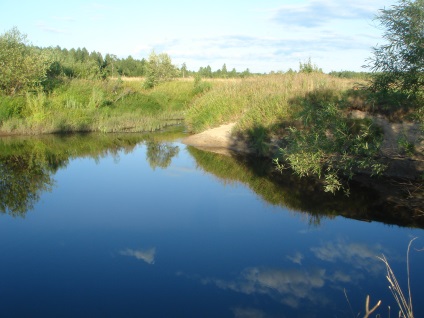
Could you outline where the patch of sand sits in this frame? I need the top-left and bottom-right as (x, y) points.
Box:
(182, 123), (253, 155)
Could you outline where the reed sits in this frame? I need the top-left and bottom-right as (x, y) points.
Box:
(377, 238), (418, 318)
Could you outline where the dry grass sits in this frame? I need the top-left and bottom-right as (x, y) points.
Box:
(110, 76), (144, 82)
(185, 73), (361, 133)
(378, 237), (418, 318)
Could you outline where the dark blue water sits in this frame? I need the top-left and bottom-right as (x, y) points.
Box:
(0, 134), (423, 318)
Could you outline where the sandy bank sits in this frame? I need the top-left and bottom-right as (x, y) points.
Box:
(182, 123), (254, 155)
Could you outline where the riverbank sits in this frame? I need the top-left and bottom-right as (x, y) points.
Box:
(183, 114), (424, 179)
(183, 120), (424, 217)
(0, 79), (199, 135)
(1, 74), (422, 197)
(182, 123), (254, 155)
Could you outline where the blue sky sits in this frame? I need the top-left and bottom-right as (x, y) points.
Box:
(1, 0), (397, 73)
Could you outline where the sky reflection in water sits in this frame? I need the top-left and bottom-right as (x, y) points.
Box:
(0, 135), (423, 318)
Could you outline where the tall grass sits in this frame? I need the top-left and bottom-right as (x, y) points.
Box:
(185, 73), (394, 193)
(0, 78), (197, 135)
(378, 238), (418, 318)
(185, 73), (360, 133)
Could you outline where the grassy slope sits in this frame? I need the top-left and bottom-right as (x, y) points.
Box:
(0, 78), (197, 135)
(185, 73), (360, 133)
(185, 73), (423, 193)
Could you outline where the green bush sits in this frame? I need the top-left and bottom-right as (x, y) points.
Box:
(277, 89), (386, 193)
(0, 95), (25, 121)
(0, 28), (51, 95)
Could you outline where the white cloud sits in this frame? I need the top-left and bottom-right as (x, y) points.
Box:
(203, 267), (328, 308)
(36, 22), (67, 34)
(133, 31), (377, 73)
(231, 307), (266, 318)
(120, 247), (156, 265)
(272, 0), (389, 28)
(183, 238), (390, 310)
(310, 240), (385, 274)
(287, 252), (304, 265)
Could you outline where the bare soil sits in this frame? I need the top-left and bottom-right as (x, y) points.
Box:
(182, 123), (254, 155)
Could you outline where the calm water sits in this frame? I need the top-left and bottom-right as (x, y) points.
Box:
(0, 131), (423, 318)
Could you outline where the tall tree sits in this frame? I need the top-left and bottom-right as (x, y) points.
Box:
(0, 27), (51, 95)
(181, 62), (187, 78)
(144, 51), (177, 88)
(221, 63), (228, 78)
(367, 0), (424, 95)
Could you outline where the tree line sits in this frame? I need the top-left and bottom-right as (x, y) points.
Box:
(2, 0), (424, 100)
(0, 27), (260, 95)
(0, 26), (370, 97)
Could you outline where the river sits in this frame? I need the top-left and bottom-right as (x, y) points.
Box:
(0, 129), (423, 318)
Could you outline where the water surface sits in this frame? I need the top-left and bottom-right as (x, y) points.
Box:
(0, 131), (423, 318)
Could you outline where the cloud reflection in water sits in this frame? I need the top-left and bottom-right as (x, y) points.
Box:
(195, 240), (385, 309)
(202, 267), (329, 308)
(310, 240), (385, 274)
(120, 247), (156, 265)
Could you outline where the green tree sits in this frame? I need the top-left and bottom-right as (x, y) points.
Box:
(299, 58), (322, 73)
(104, 54), (118, 78)
(221, 63), (228, 78)
(0, 27), (51, 95)
(241, 68), (251, 78)
(144, 51), (177, 88)
(181, 62), (187, 78)
(367, 0), (424, 96)
(229, 67), (237, 78)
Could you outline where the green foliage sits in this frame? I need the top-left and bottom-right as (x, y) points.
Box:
(367, 0), (424, 97)
(194, 64), (256, 79)
(180, 62), (188, 78)
(185, 73), (357, 133)
(192, 75), (212, 95)
(144, 51), (178, 88)
(0, 95), (25, 121)
(117, 55), (146, 77)
(299, 58), (323, 74)
(187, 146), (392, 225)
(278, 89), (386, 193)
(248, 125), (270, 156)
(0, 78), (195, 135)
(0, 27), (51, 95)
(329, 71), (370, 80)
(397, 134), (416, 155)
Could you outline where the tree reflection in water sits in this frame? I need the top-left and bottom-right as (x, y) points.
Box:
(186, 146), (424, 228)
(0, 154), (54, 217)
(145, 140), (179, 170)
(0, 129), (183, 217)
(1, 130), (422, 228)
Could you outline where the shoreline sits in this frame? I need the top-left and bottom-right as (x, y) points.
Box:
(182, 120), (423, 182)
(182, 123), (255, 155)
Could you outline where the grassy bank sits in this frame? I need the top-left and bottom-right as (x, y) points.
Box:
(185, 73), (359, 133)
(185, 73), (423, 193)
(0, 78), (199, 135)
